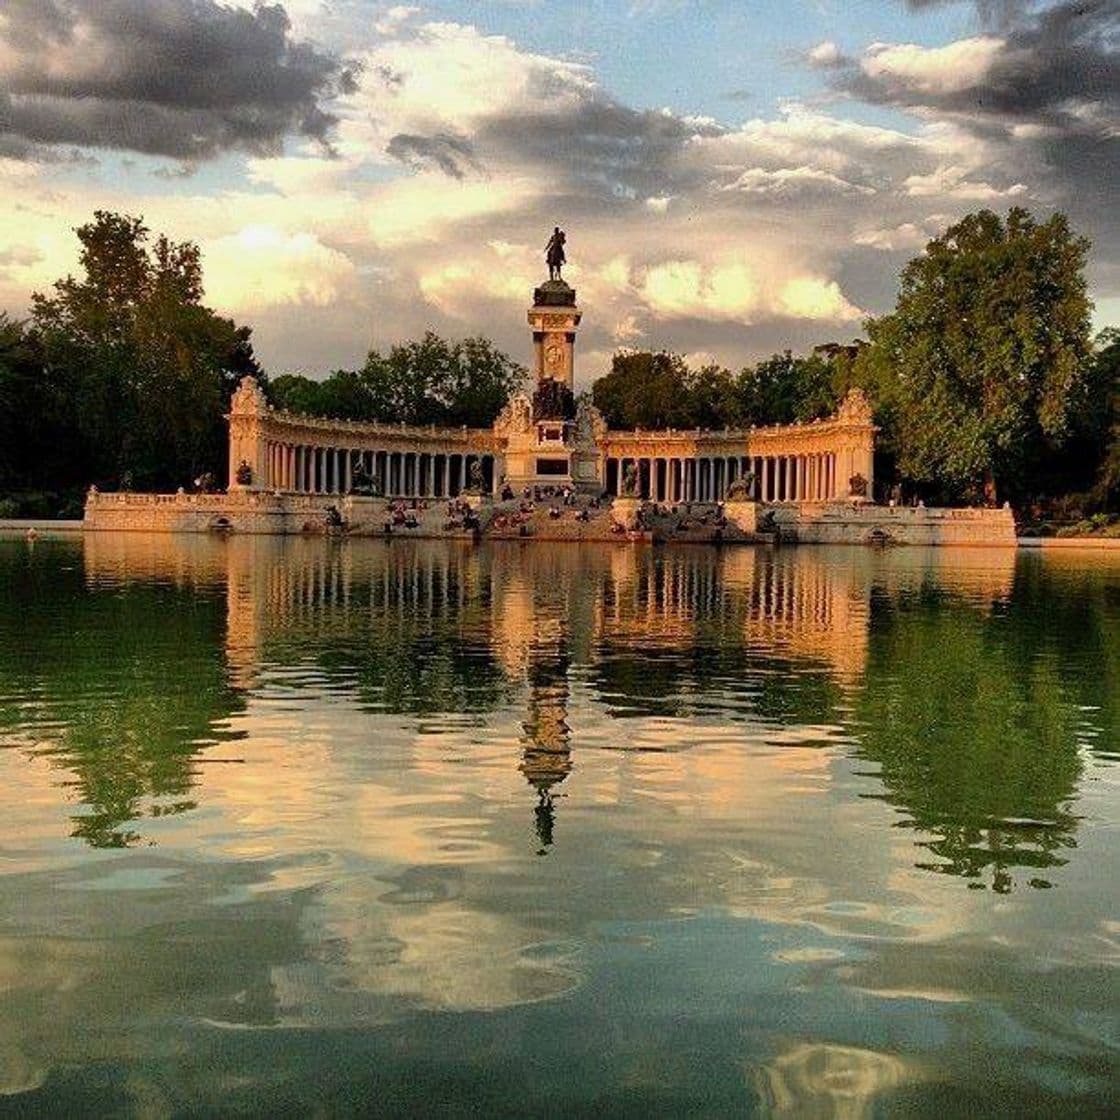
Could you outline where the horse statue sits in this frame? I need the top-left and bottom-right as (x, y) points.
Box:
(545, 227), (566, 281)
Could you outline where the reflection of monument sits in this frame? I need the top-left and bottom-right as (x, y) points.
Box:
(520, 656), (573, 855)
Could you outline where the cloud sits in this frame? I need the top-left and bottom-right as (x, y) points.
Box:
(860, 36), (1006, 95)
(806, 41), (848, 69)
(385, 132), (483, 179)
(201, 227), (357, 312)
(0, 8), (1116, 377)
(902, 164), (1028, 200)
(0, 0), (353, 159)
(721, 166), (875, 198)
(824, 0), (1120, 297)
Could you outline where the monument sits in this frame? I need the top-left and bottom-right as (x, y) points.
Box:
(90, 222), (1032, 543)
(495, 227), (601, 491)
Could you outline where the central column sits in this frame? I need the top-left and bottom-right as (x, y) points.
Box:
(528, 279), (581, 391)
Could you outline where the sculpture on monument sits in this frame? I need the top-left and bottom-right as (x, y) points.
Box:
(545, 227), (567, 281)
(621, 461), (639, 497)
(726, 472), (755, 502)
(350, 458), (382, 497)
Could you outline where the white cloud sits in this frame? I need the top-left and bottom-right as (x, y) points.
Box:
(722, 165), (873, 197)
(903, 164), (1028, 201)
(641, 259), (759, 321)
(201, 227), (357, 312)
(861, 37), (1005, 96)
(778, 276), (862, 322)
(374, 5), (420, 36)
(807, 41), (843, 68)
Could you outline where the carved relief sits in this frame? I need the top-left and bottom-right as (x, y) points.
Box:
(494, 392), (533, 437)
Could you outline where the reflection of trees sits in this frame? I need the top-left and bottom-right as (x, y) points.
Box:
(853, 580), (1094, 891)
(590, 553), (846, 725)
(0, 544), (242, 847)
(255, 546), (513, 716)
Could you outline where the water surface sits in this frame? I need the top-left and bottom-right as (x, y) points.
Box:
(1, 535), (1117, 1116)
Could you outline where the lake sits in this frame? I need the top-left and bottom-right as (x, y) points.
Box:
(0, 534), (1117, 1116)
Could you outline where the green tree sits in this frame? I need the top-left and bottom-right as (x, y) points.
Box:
(270, 334), (524, 428)
(862, 208), (1093, 503)
(1087, 329), (1120, 510)
(735, 350), (839, 426)
(687, 363), (741, 429)
(30, 211), (259, 492)
(361, 332), (524, 427)
(592, 351), (695, 429)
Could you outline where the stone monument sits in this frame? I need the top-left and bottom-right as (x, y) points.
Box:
(497, 228), (603, 492)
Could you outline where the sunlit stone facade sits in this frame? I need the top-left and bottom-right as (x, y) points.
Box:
(227, 281), (877, 503)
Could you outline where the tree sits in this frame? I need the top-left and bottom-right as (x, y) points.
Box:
(1088, 329), (1120, 509)
(862, 208), (1093, 503)
(270, 333), (525, 428)
(29, 211), (260, 492)
(592, 351), (696, 429)
(735, 351), (839, 427)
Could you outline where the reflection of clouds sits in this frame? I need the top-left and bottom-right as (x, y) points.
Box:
(752, 1043), (914, 1120)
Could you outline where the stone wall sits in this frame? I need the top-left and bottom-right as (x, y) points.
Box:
(768, 501), (1017, 546)
(85, 490), (1019, 546)
(84, 490), (384, 535)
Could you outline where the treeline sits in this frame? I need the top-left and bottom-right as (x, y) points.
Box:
(592, 347), (855, 431)
(596, 209), (1119, 509)
(267, 334), (524, 429)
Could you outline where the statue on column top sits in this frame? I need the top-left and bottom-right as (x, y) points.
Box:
(545, 227), (567, 281)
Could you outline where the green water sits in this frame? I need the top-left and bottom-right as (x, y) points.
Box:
(0, 535), (1117, 1117)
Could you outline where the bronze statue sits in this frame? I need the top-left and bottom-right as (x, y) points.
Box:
(545, 227), (566, 281)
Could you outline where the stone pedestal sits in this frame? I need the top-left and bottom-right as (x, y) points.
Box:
(462, 493), (488, 512)
(723, 499), (758, 534)
(611, 497), (643, 532)
(528, 280), (581, 391)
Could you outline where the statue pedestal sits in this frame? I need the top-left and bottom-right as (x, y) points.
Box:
(611, 497), (643, 532)
(461, 493), (488, 512)
(723, 499), (758, 534)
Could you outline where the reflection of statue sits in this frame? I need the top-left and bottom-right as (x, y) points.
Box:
(621, 461), (639, 497)
(545, 226), (566, 281)
(726, 472), (755, 501)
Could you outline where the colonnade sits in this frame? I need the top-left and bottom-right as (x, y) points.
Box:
(603, 452), (839, 503)
(259, 442), (495, 499)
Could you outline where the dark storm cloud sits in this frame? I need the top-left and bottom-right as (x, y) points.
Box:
(0, 0), (355, 159)
(846, 1), (1119, 132)
(834, 1), (1119, 282)
(476, 97), (724, 200)
(386, 133), (482, 179)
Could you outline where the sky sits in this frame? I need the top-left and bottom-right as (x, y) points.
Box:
(0, 0), (1117, 384)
